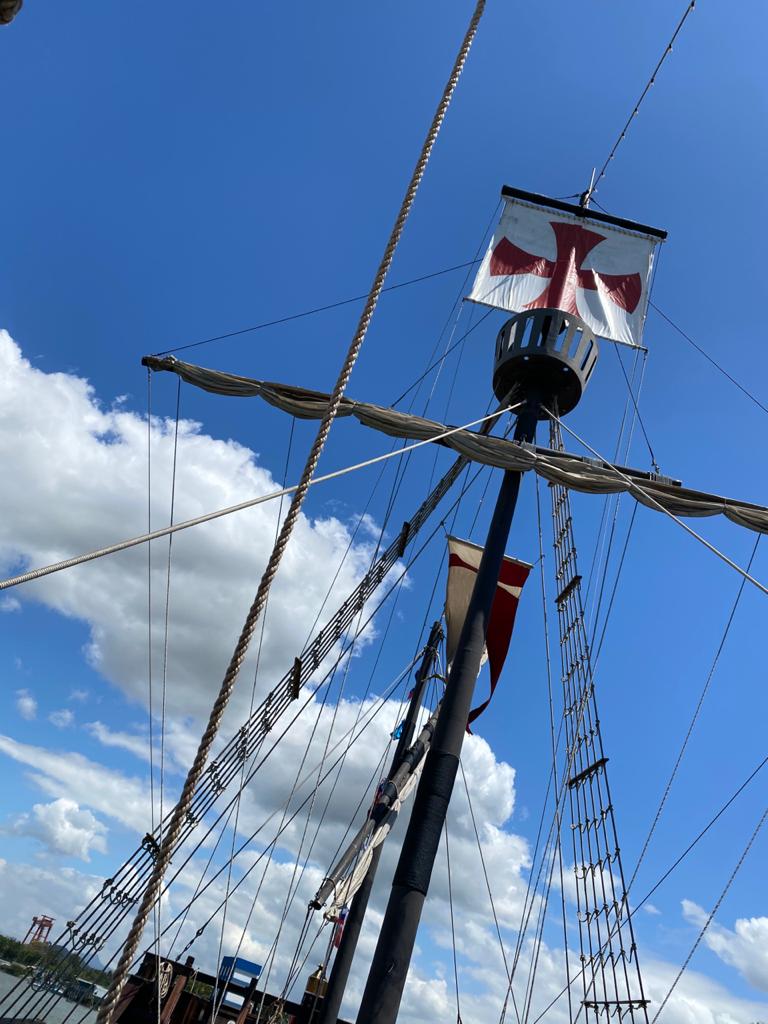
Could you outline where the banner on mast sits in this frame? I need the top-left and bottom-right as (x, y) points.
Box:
(468, 187), (666, 348)
(445, 537), (531, 727)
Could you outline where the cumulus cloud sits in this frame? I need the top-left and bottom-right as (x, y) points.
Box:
(84, 720), (153, 763)
(0, 733), (153, 832)
(1, 595), (20, 612)
(15, 688), (37, 720)
(0, 860), (104, 943)
(8, 797), (108, 861)
(0, 330), (380, 727)
(0, 331), (764, 1023)
(683, 899), (768, 993)
(48, 708), (75, 728)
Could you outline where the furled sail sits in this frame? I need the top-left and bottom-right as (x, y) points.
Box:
(144, 355), (768, 535)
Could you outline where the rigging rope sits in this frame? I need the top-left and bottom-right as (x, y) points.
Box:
(100, 10), (493, 1009)
(583, 346), (645, 696)
(145, 369), (158, 1013)
(546, 408), (768, 597)
(445, 819), (463, 1024)
(586, 1), (697, 202)
(612, 344), (658, 472)
(628, 533), (762, 892)
(651, 803), (768, 1022)
(583, 345), (641, 612)
(0, 406), (513, 593)
(155, 376), (181, 1024)
(651, 302), (768, 417)
(152, 260), (482, 357)
(530, 751), (768, 1023)
(11, 454), (489, 1024)
(209, 413), (294, 1023)
(534, 473), (572, 1024)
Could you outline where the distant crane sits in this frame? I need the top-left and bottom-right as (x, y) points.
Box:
(22, 916), (54, 945)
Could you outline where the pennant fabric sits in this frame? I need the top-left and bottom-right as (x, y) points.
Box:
(468, 192), (664, 348)
(333, 907), (348, 948)
(445, 536), (531, 726)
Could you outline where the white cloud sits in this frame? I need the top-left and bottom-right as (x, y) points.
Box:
(0, 859), (104, 946)
(8, 797), (108, 861)
(48, 708), (75, 728)
(644, 902), (662, 915)
(1, 595), (20, 612)
(0, 733), (153, 832)
(15, 688), (37, 720)
(641, 953), (768, 1024)
(683, 899), (768, 993)
(0, 330), (380, 728)
(0, 331), (765, 1022)
(84, 720), (153, 763)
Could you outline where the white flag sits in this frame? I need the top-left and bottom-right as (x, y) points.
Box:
(469, 193), (664, 347)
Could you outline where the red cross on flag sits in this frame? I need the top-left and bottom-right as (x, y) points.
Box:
(445, 537), (531, 727)
(469, 188), (666, 348)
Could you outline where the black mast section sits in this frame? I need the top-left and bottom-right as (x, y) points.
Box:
(356, 303), (601, 1024)
(316, 620), (444, 1024)
(355, 395), (540, 1024)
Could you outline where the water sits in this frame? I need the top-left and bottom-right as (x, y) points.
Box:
(0, 971), (97, 1024)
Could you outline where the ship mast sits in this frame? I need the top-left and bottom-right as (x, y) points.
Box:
(315, 620), (443, 1024)
(356, 306), (600, 1022)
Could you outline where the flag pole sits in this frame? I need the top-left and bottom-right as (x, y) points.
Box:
(316, 621), (444, 1024)
(354, 393), (541, 1024)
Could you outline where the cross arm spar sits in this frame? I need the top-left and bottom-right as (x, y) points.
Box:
(145, 354), (768, 536)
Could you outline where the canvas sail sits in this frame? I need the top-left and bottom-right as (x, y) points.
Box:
(468, 188), (665, 347)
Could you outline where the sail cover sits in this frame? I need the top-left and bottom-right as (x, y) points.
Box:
(144, 356), (768, 536)
(445, 537), (531, 726)
(468, 187), (666, 348)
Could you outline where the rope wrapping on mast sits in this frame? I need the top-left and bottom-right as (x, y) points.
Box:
(95, 5), (487, 1017)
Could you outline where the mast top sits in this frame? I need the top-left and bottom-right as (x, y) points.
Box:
(493, 307), (598, 417)
(500, 184), (667, 241)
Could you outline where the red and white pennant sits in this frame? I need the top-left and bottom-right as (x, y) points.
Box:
(445, 537), (531, 727)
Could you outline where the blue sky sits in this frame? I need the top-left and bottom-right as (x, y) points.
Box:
(1, 2), (768, 1020)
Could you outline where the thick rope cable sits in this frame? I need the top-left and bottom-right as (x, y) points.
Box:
(26, 441), (489, 1024)
(0, 405), (509, 593)
(41, 476), (481, 1024)
(209, 416), (294, 1021)
(651, 803), (768, 1022)
(545, 408), (768, 597)
(170, 669), (412, 958)
(95, 6), (488, 1008)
